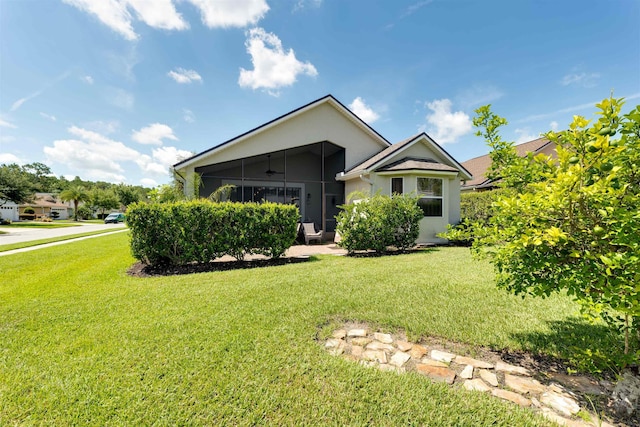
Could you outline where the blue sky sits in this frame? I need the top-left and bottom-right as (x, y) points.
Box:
(1, 0), (638, 187)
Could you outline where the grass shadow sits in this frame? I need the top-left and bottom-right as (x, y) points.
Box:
(509, 317), (631, 376)
(128, 255), (316, 277)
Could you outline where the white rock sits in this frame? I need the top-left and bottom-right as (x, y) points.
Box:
(430, 349), (456, 363)
(495, 360), (530, 376)
(366, 341), (395, 351)
(460, 365), (474, 379)
(389, 351), (411, 367)
(540, 391), (581, 417)
(479, 369), (499, 387)
(464, 378), (492, 392)
(373, 332), (394, 344)
(347, 328), (367, 337)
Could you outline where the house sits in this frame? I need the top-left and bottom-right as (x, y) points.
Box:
(173, 95), (472, 244)
(1, 193), (72, 221)
(16, 193), (71, 220)
(460, 137), (557, 192)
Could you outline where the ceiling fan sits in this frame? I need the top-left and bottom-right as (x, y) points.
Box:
(265, 154), (284, 176)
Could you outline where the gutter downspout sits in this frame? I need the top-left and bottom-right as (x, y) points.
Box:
(359, 173), (373, 187)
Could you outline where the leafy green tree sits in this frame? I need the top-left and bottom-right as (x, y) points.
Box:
(114, 184), (141, 209)
(60, 186), (89, 221)
(89, 189), (120, 218)
(463, 96), (640, 364)
(0, 163), (33, 205)
(22, 162), (59, 192)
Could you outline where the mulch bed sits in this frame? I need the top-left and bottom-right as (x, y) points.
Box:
(127, 256), (312, 277)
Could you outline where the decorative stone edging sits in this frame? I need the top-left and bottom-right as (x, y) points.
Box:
(323, 326), (616, 427)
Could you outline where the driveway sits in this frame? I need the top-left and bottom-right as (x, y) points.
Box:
(0, 222), (127, 245)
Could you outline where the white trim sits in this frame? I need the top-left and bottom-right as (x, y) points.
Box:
(339, 134), (473, 181)
(376, 170), (459, 177)
(417, 177), (445, 218)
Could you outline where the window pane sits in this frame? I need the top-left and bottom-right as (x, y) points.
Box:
(418, 198), (443, 217)
(417, 177), (442, 196)
(391, 177), (403, 195)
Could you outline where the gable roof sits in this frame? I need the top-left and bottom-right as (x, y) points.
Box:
(174, 94), (391, 170)
(339, 132), (472, 180)
(461, 137), (554, 189)
(375, 157), (459, 173)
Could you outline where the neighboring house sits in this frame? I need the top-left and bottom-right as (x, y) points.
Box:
(460, 137), (557, 192)
(19, 193), (72, 220)
(173, 95), (472, 244)
(0, 200), (19, 221)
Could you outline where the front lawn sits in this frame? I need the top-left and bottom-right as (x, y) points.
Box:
(0, 233), (621, 425)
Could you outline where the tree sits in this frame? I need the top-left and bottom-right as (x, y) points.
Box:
(60, 186), (89, 221)
(88, 189), (120, 218)
(114, 184), (140, 209)
(0, 163), (33, 205)
(460, 96), (640, 364)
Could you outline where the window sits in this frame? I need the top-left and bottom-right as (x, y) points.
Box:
(391, 177), (403, 195)
(417, 177), (443, 217)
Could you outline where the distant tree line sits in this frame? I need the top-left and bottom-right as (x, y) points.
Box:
(0, 162), (151, 218)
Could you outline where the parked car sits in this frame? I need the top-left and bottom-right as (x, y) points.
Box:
(104, 213), (125, 224)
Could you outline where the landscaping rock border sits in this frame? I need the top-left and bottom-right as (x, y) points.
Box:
(322, 324), (627, 427)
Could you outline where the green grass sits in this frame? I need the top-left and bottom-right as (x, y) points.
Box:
(0, 228), (126, 252)
(0, 234), (622, 425)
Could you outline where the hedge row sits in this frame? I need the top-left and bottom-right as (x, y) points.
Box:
(335, 194), (423, 254)
(127, 200), (299, 266)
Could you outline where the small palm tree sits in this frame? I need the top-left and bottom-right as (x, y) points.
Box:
(60, 186), (89, 221)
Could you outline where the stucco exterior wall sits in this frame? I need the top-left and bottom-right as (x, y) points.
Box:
(182, 103), (387, 174)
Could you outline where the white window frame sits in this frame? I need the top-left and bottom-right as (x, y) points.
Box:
(416, 177), (444, 217)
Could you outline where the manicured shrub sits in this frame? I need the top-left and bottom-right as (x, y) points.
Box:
(23, 207), (35, 214)
(336, 193), (422, 254)
(127, 200), (298, 266)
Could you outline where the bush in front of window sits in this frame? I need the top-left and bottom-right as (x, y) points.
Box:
(127, 200), (299, 266)
(336, 193), (422, 254)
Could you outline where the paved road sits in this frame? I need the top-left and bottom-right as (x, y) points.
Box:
(0, 223), (127, 245)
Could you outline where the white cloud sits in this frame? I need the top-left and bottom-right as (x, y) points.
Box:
(457, 84), (504, 108)
(63, 0), (138, 40)
(0, 135), (16, 143)
(136, 146), (192, 177)
(549, 121), (559, 132)
(40, 112), (57, 122)
(10, 91), (42, 112)
(63, 0), (188, 40)
(561, 72), (600, 88)
(127, 0), (188, 30)
(0, 153), (24, 165)
(348, 97), (380, 124)
(294, 0), (323, 12)
(186, 0), (269, 28)
(515, 128), (538, 144)
(44, 126), (142, 182)
(106, 88), (135, 110)
(82, 75), (94, 84)
(132, 123), (178, 145)
(238, 27), (318, 95)
(140, 178), (158, 187)
(167, 68), (202, 84)
(183, 109), (195, 123)
(106, 46), (139, 81)
(422, 99), (472, 144)
(83, 120), (119, 134)
(0, 117), (17, 128)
